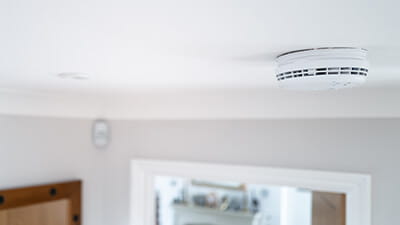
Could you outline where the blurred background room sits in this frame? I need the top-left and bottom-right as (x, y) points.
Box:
(154, 176), (315, 225)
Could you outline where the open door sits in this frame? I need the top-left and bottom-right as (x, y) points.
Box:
(312, 191), (346, 225)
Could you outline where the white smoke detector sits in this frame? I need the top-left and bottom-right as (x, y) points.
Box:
(276, 47), (369, 90)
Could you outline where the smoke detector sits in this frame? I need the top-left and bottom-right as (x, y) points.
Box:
(276, 47), (369, 90)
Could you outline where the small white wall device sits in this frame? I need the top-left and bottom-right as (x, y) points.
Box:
(276, 47), (369, 90)
(92, 119), (110, 149)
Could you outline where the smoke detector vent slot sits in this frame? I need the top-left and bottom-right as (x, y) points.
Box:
(276, 67), (368, 81)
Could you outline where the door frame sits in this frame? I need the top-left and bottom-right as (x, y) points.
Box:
(130, 159), (371, 225)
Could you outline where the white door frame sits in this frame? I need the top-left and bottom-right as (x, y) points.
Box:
(130, 159), (371, 225)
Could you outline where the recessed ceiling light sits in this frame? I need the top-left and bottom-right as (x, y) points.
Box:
(57, 72), (89, 80)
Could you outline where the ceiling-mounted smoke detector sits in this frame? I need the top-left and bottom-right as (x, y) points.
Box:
(276, 47), (369, 90)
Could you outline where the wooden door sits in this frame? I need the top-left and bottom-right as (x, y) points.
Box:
(0, 199), (69, 225)
(312, 192), (346, 225)
(0, 181), (81, 225)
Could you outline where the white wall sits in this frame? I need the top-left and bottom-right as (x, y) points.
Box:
(0, 116), (106, 225)
(1, 116), (400, 225)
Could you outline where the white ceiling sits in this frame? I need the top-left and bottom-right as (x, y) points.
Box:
(1, 0), (400, 118)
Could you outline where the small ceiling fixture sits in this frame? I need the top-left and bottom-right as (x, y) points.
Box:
(275, 47), (369, 90)
(57, 72), (89, 80)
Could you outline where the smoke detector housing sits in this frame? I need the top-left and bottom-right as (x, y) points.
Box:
(276, 47), (369, 90)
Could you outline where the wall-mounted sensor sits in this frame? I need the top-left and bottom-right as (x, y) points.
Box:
(92, 119), (110, 149)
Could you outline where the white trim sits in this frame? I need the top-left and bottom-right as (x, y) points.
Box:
(130, 159), (371, 225)
(3, 87), (400, 119)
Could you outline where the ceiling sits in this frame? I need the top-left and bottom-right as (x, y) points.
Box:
(1, 0), (400, 118)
